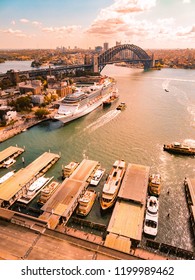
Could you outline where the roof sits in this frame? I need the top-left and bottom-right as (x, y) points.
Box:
(118, 163), (150, 204)
(107, 200), (145, 242)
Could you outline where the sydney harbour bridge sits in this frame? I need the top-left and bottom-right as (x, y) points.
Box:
(0, 44), (154, 82)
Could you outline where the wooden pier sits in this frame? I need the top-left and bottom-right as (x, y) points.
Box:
(104, 163), (150, 252)
(0, 152), (60, 208)
(184, 178), (195, 239)
(0, 146), (24, 168)
(40, 159), (99, 229)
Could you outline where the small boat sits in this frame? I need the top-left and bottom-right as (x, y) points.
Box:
(90, 167), (105, 186)
(163, 142), (195, 156)
(103, 88), (119, 107)
(148, 174), (161, 196)
(165, 89), (169, 92)
(116, 102), (126, 110)
(18, 176), (53, 204)
(0, 170), (15, 184)
(100, 160), (126, 211)
(37, 181), (59, 205)
(76, 189), (97, 216)
(3, 158), (16, 168)
(62, 161), (79, 179)
(144, 196), (159, 237)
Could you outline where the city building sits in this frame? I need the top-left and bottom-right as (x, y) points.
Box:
(18, 80), (43, 95)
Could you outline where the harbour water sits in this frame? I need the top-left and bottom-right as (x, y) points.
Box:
(0, 63), (195, 251)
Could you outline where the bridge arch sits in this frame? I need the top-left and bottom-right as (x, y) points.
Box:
(98, 44), (152, 71)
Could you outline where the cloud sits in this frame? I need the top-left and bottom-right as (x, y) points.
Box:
(42, 25), (81, 34)
(2, 28), (22, 34)
(20, 18), (29, 23)
(11, 20), (16, 25)
(182, 0), (191, 3)
(32, 21), (42, 26)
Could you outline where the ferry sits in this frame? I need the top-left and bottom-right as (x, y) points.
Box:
(18, 176), (53, 204)
(3, 157), (16, 168)
(116, 102), (126, 110)
(148, 174), (161, 196)
(62, 161), (79, 179)
(76, 189), (97, 216)
(144, 196), (159, 237)
(37, 181), (59, 205)
(90, 167), (105, 186)
(54, 77), (113, 124)
(103, 88), (119, 107)
(100, 160), (126, 211)
(163, 142), (195, 156)
(0, 170), (15, 184)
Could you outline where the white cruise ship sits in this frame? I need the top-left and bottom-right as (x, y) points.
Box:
(54, 77), (113, 124)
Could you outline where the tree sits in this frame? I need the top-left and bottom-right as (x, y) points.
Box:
(8, 96), (32, 112)
(35, 108), (49, 119)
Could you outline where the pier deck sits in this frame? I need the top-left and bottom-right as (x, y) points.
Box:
(105, 163), (150, 251)
(184, 178), (195, 237)
(0, 146), (24, 168)
(0, 152), (60, 208)
(40, 159), (99, 228)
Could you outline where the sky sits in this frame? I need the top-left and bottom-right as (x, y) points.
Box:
(0, 0), (195, 50)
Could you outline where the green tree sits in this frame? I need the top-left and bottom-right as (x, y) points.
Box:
(35, 108), (49, 119)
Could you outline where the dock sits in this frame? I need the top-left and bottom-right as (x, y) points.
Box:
(0, 152), (60, 208)
(184, 178), (195, 238)
(104, 163), (150, 252)
(0, 146), (24, 168)
(40, 159), (99, 229)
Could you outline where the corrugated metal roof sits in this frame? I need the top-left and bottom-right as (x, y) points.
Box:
(107, 200), (145, 242)
(118, 163), (150, 204)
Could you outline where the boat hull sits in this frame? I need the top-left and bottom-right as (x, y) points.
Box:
(163, 145), (195, 156)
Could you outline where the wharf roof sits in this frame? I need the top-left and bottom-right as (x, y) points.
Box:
(118, 163), (150, 205)
(41, 159), (99, 218)
(106, 200), (145, 243)
(0, 152), (60, 201)
(0, 146), (24, 164)
(186, 178), (195, 205)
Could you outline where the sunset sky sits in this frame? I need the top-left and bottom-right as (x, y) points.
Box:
(0, 0), (195, 49)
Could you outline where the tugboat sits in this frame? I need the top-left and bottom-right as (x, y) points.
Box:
(148, 174), (161, 196)
(76, 189), (97, 216)
(100, 159), (126, 211)
(116, 102), (126, 110)
(163, 142), (195, 156)
(103, 88), (119, 107)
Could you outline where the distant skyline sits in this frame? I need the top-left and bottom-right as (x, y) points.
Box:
(0, 0), (195, 50)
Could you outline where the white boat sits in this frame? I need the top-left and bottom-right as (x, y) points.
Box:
(54, 77), (113, 124)
(3, 158), (16, 168)
(0, 170), (15, 184)
(90, 167), (105, 186)
(76, 189), (97, 216)
(18, 176), (53, 204)
(144, 196), (159, 237)
(100, 160), (126, 211)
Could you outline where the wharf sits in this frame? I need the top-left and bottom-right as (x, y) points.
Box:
(0, 146), (24, 168)
(40, 159), (99, 229)
(105, 163), (150, 252)
(0, 152), (60, 208)
(184, 178), (195, 238)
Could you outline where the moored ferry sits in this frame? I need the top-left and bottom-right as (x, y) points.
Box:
(37, 181), (59, 205)
(18, 176), (53, 204)
(76, 189), (97, 217)
(62, 161), (79, 179)
(0, 170), (15, 184)
(54, 77), (113, 124)
(163, 142), (195, 156)
(90, 166), (105, 186)
(148, 174), (161, 196)
(100, 160), (126, 211)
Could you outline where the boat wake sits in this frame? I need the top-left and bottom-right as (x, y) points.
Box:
(84, 109), (121, 132)
(183, 138), (195, 148)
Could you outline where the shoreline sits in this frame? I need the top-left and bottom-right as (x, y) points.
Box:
(0, 111), (57, 144)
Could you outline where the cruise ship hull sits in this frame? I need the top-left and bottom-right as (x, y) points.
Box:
(54, 81), (113, 124)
